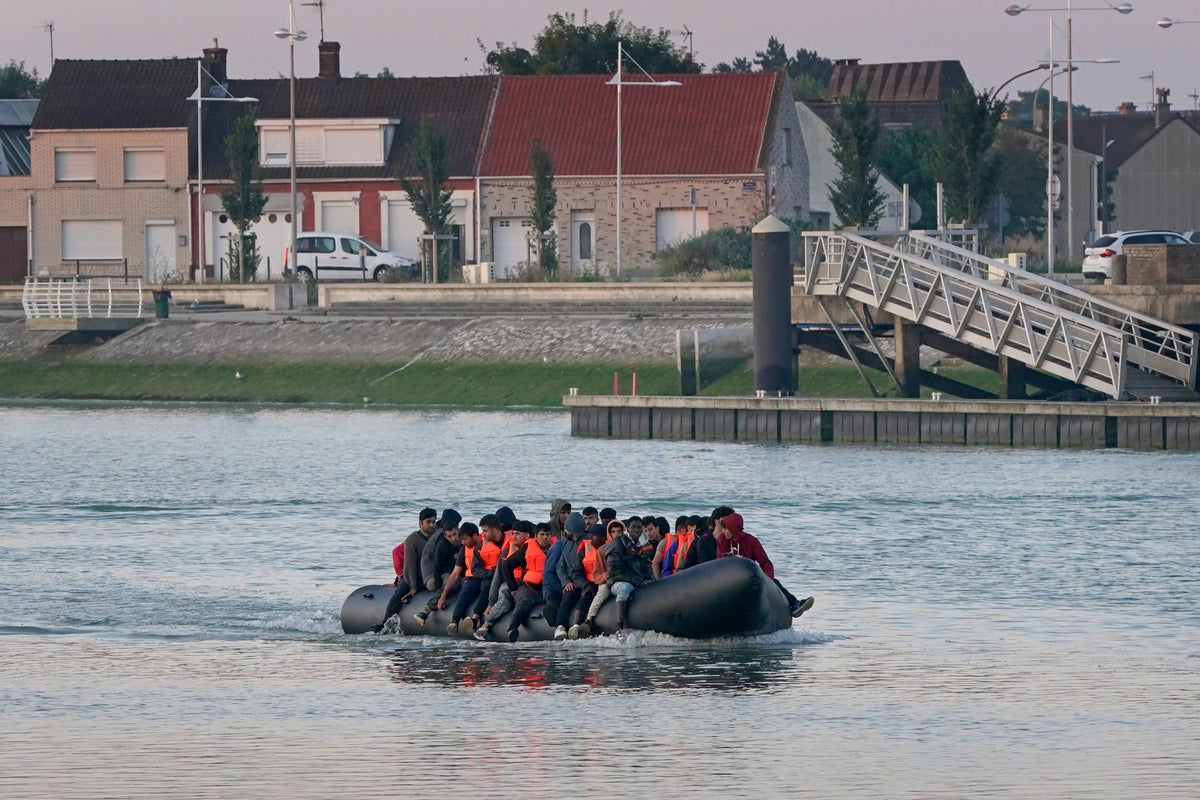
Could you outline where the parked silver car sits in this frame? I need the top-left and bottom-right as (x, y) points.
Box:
(1081, 230), (1191, 279)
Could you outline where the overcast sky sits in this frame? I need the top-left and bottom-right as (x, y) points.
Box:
(6, 1), (1200, 112)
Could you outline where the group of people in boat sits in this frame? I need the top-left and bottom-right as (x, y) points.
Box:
(378, 500), (814, 642)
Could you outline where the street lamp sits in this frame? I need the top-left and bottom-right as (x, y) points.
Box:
(1034, 64), (1074, 273)
(275, 1), (307, 279)
(1156, 17), (1200, 29)
(1005, 2), (1133, 269)
(607, 41), (680, 279)
(989, 63), (1051, 102)
(190, 62), (258, 284)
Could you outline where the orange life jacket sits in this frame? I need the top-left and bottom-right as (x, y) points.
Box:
(502, 539), (524, 583)
(581, 541), (600, 584)
(465, 540), (502, 579)
(522, 539), (546, 586)
(674, 531), (695, 571)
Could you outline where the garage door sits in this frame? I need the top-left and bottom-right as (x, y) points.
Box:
(386, 200), (424, 261)
(212, 211), (298, 281)
(491, 217), (532, 274)
(655, 208), (709, 251)
(0, 226), (26, 283)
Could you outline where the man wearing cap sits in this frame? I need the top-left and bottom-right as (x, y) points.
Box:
(401, 507), (438, 602)
(716, 511), (814, 618)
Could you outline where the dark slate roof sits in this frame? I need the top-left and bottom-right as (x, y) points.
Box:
(206, 75), (498, 180)
(0, 99), (37, 176)
(480, 72), (779, 177)
(32, 59), (197, 129)
(1067, 112), (1200, 167)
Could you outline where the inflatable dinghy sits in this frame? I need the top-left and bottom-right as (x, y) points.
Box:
(340, 556), (793, 640)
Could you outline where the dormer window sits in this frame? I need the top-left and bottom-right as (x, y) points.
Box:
(257, 118), (396, 167)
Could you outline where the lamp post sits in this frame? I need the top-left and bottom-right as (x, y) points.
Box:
(275, 2), (307, 279)
(607, 41), (680, 279)
(1006, 2), (1133, 269)
(191, 62), (258, 284)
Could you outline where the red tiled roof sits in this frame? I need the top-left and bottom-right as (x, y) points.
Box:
(480, 73), (779, 177)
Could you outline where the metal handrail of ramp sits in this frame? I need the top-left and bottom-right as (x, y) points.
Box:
(22, 276), (146, 319)
(902, 231), (1199, 390)
(801, 231), (1131, 398)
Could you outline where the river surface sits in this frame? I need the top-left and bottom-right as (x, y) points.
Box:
(0, 404), (1197, 799)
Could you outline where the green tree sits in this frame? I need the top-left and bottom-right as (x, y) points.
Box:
(0, 59), (44, 99)
(528, 140), (558, 276)
(993, 128), (1046, 241)
(398, 118), (453, 282)
(481, 11), (700, 75)
(754, 37), (789, 72)
(713, 57), (753, 73)
(878, 125), (937, 229)
(827, 89), (887, 228)
(219, 113), (267, 282)
(931, 86), (1006, 225)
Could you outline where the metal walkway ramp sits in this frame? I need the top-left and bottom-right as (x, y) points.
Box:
(800, 231), (1199, 401)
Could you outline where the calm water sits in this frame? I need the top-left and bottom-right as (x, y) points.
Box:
(1, 404), (1197, 799)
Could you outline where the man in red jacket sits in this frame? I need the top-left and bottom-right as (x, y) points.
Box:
(716, 512), (814, 618)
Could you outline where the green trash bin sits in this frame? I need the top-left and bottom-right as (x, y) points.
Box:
(152, 288), (172, 319)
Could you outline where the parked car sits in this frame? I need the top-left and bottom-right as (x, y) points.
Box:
(1082, 230), (1191, 279)
(293, 233), (419, 282)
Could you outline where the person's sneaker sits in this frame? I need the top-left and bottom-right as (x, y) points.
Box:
(473, 627), (487, 641)
(554, 625), (567, 640)
(790, 596), (815, 618)
(446, 621), (458, 636)
(413, 610), (429, 626)
(578, 620), (592, 638)
(507, 626), (520, 643)
(461, 617), (476, 635)
(567, 624), (581, 640)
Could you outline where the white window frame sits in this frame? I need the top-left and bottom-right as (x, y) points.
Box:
(54, 148), (97, 183)
(123, 147), (166, 182)
(256, 118), (395, 167)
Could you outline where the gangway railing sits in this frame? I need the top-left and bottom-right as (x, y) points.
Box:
(22, 276), (146, 319)
(901, 232), (1198, 391)
(801, 231), (1134, 398)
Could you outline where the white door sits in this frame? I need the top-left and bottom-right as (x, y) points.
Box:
(491, 217), (532, 275)
(145, 223), (176, 282)
(655, 208), (709, 251)
(321, 201), (358, 234)
(386, 200), (424, 261)
(211, 211), (298, 281)
(570, 211), (596, 274)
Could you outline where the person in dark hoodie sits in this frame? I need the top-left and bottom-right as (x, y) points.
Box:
(683, 513), (718, 569)
(715, 511), (814, 618)
(549, 499), (571, 538)
(412, 514), (462, 626)
(420, 509), (463, 592)
(548, 511), (587, 639)
(603, 519), (655, 641)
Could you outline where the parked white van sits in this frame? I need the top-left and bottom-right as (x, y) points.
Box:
(293, 233), (419, 282)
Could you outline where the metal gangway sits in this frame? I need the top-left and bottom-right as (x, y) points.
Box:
(800, 230), (1200, 400)
(22, 276), (147, 332)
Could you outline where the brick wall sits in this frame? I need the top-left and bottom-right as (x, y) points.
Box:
(1124, 244), (1200, 285)
(28, 128), (190, 279)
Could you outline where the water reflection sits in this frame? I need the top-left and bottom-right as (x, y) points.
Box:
(381, 637), (812, 694)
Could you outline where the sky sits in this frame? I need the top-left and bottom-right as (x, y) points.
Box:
(5, 0), (1200, 113)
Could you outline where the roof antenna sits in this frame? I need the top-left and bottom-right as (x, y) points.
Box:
(36, 21), (54, 66)
(302, 0), (326, 42)
(1139, 71), (1156, 110)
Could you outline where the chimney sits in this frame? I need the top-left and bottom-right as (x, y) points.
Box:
(1155, 87), (1172, 128)
(203, 38), (228, 87)
(318, 41), (341, 80)
(1118, 101), (1137, 116)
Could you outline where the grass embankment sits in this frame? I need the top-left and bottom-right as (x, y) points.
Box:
(0, 360), (1002, 406)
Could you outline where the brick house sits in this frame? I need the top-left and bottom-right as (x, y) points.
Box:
(0, 99), (37, 282)
(477, 71), (807, 276)
(24, 59), (196, 281)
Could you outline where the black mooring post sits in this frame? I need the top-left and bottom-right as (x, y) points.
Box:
(752, 215), (795, 395)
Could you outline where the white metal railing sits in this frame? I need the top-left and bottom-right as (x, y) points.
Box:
(801, 231), (1137, 398)
(23, 276), (146, 319)
(901, 232), (1198, 391)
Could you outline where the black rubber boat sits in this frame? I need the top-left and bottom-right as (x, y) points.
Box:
(340, 556), (794, 640)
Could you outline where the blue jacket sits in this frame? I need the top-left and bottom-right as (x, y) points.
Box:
(541, 538), (564, 595)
